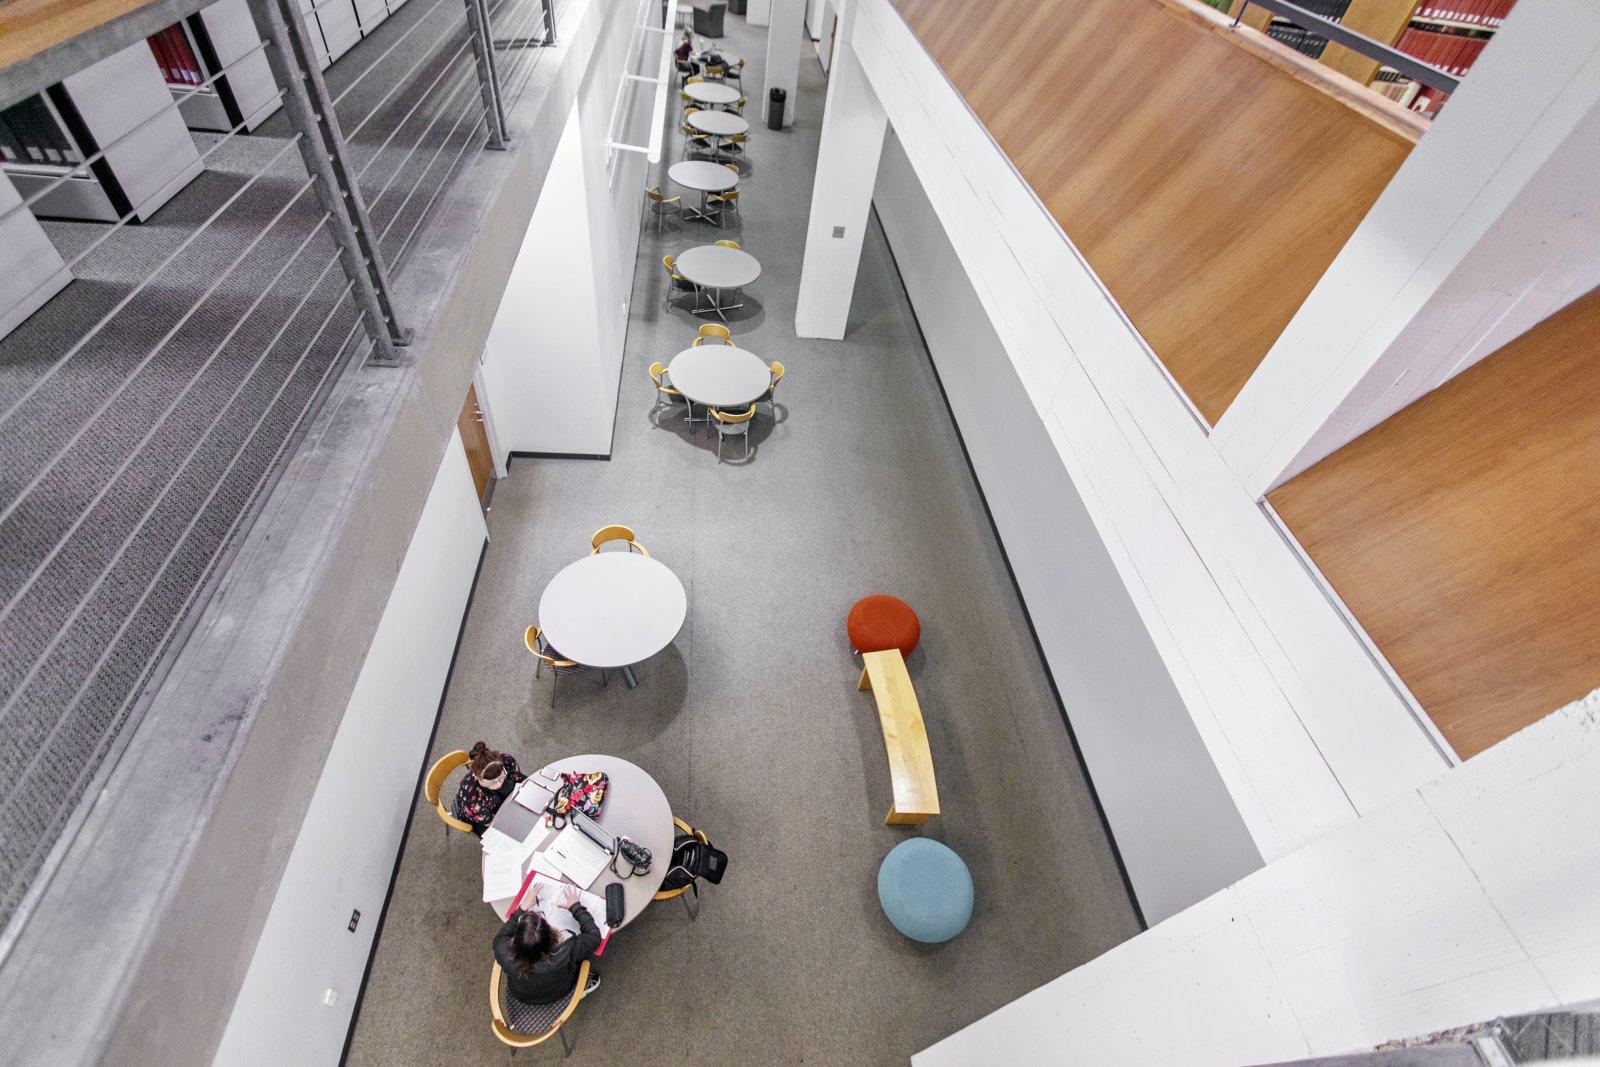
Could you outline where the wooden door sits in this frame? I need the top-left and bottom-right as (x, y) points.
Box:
(456, 383), (494, 503)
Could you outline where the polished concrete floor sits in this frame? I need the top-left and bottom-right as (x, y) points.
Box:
(345, 14), (1140, 1065)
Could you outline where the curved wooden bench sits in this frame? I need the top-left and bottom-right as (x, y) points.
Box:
(857, 649), (940, 825)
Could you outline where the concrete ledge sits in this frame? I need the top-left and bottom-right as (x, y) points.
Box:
(0, 0), (611, 1061)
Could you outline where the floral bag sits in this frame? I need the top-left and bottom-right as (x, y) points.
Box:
(552, 771), (608, 819)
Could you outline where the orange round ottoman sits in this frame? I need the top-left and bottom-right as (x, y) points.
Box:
(847, 595), (921, 657)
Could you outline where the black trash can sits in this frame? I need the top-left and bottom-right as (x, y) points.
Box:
(693, 0), (726, 36)
(767, 87), (786, 130)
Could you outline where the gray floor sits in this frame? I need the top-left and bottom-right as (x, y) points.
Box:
(0, 0), (549, 929)
(346, 16), (1140, 1065)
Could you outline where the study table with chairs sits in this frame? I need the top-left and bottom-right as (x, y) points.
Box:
(651, 322), (783, 462)
(420, 524), (727, 1053)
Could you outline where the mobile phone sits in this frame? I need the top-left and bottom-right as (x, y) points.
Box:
(605, 882), (624, 927)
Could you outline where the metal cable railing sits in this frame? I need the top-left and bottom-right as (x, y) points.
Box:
(0, 0), (560, 940)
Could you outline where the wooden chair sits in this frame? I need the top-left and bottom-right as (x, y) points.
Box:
(704, 63), (725, 79)
(644, 186), (681, 236)
(662, 255), (699, 311)
(729, 93), (749, 115)
(525, 625), (600, 709)
(679, 114), (713, 158)
(649, 360), (690, 422)
(755, 360), (784, 416)
(591, 523), (650, 556)
(709, 404), (755, 462)
(490, 959), (592, 1055)
(723, 131), (747, 157)
(422, 750), (475, 837)
(708, 163), (740, 225)
(713, 239), (740, 250)
(691, 322), (733, 347)
(857, 649), (940, 825)
(654, 816), (709, 919)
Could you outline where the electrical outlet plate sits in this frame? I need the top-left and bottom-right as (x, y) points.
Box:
(832, 225), (845, 238)
(347, 909), (360, 932)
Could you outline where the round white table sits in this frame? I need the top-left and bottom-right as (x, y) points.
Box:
(486, 754), (673, 927)
(668, 344), (771, 409)
(538, 552), (687, 685)
(675, 244), (760, 320)
(684, 80), (740, 107)
(668, 160), (739, 224)
(687, 110), (748, 162)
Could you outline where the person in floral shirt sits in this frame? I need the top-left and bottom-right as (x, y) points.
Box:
(453, 741), (526, 835)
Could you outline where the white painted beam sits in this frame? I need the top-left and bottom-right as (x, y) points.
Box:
(762, 0), (804, 126)
(1214, 1), (1600, 496)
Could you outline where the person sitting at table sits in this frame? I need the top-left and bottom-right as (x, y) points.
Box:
(453, 741), (526, 836)
(675, 32), (694, 76)
(495, 889), (604, 1003)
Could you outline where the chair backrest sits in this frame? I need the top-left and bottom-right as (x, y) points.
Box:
(489, 960), (590, 1048)
(699, 322), (732, 342)
(655, 816), (711, 900)
(705, 65), (724, 76)
(524, 625), (575, 669)
(723, 162), (739, 175)
(769, 361), (785, 390)
(713, 239), (740, 250)
(647, 186), (664, 203)
(663, 254), (681, 280)
(424, 751), (475, 833)
(592, 523), (650, 557)
(685, 75), (704, 84)
(711, 404), (756, 427)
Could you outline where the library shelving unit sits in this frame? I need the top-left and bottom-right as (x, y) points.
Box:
(1228, 0), (1514, 119)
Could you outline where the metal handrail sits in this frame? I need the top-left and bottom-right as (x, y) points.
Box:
(1234, 0), (1461, 93)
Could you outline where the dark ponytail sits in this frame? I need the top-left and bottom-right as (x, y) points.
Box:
(509, 911), (559, 978)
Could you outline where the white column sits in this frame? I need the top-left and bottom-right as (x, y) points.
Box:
(794, 0), (885, 339)
(762, 0), (804, 127)
(1213, 1), (1600, 497)
(746, 0), (771, 26)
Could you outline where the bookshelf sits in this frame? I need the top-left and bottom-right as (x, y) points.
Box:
(1228, 0), (1514, 119)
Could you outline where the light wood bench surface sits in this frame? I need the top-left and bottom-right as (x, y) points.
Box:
(857, 649), (939, 825)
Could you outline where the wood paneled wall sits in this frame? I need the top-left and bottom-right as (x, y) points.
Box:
(1271, 288), (1600, 759)
(890, 0), (1423, 423)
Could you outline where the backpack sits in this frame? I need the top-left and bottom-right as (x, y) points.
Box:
(658, 829), (728, 895)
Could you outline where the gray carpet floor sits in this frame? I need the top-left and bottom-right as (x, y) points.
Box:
(0, 0), (552, 929)
(344, 16), (1140, 1065)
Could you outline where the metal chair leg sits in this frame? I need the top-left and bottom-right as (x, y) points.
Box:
(550, 671), (559, 709)
(559, 1026), (572, 1056)
(744, 432), (750, 461)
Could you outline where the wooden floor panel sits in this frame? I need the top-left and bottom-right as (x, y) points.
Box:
(889, 0), (1421, 423)
(1271, 288), (1600, 759)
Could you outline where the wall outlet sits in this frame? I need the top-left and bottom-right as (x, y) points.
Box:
(347, 909), (360, 932)
(832, 225), (846, 239)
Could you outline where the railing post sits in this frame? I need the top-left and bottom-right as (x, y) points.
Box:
(245, 0), (412, 366)
(542, 0), (559, 46)
(464, 0), (511, 149)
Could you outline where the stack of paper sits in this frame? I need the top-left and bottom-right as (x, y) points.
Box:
(481, 846), (525, 903)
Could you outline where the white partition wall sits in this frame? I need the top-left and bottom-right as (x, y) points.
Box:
(214, 431), (486, 1065)
(799, 0), (1454, 921)
(917, 688), (1600, 1066)
(196, 0), (282, 131)
(0, 172), (71, 339)
(477, 0), (652, 457)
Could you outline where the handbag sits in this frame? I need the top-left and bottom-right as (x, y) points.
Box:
(551, 771), (608, 819)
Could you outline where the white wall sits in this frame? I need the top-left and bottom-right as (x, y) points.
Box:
(1214, 1), (1600, 496)
(874, 131), (1263, 925)
(0, 171), (71, 339)
(64, 42), (204, 221)
(478, 0), (653, 456)
(214, 432), (486, 1065)
(841, 0), (1451, 900)
(916, 688), (1600, 1066)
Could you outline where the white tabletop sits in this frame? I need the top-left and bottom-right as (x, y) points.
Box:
(687, 110), (748, 136)
(668, 345), (772, 408)
(669, 160), (739, 193)
(675, 245), (760, 289)
(485, 755), (673, 926)
(684, 81), (740, 106)
(538, 552), (687, 669)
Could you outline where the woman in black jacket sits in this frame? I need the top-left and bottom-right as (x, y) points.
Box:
(494, 891), (603, 1004)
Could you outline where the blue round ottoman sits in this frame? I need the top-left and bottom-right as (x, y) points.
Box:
(877, 838), (973, 943)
